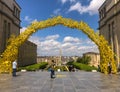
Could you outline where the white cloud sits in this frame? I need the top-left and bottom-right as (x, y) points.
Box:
(61, 0), (67, 4)
(27, 34), (99, 56)
(62, 42), (73, 48)
(45, 34), (60, 40)
(20, 27), (27, 33)
(68, 0), (105, 15)
(41, 40), (60, 48)
(24, 16), (37, 24)
(70, 0), (76, 3)
(28, 36), (41, 46)
(60, 0), (76, 4)
(53, 9), (61, 15)
(24, 16), (32, 23)
(63, 36), (81, 43)
(86, 40), (95, 45)
(19, 29), (99, 56)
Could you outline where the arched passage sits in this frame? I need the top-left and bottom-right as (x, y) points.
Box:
(0, 16), (117, 74)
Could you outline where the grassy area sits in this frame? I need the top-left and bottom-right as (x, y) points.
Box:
(54, 65), (69, 71)
(18, 62), (98, 72)
(18, 62), (48, 71)
(73, 62), (98, 71)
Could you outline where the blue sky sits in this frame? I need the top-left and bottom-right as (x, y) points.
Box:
(16, 0), (105, 56)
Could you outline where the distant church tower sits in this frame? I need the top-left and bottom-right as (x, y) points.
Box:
(59, 48), (62, 66)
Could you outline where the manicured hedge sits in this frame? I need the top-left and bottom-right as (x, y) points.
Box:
(73, 62), (98, 71)
(18, 62), (48, 71)
(54, 66), (68, 71)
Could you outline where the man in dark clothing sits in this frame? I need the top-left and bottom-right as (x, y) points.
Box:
(50, 67), (55, 78)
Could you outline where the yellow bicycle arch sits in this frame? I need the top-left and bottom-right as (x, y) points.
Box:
(0, 16), (117, 74)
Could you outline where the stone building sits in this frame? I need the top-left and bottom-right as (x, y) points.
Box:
(37, 56), (74, 66)
(99, 0), (120, 67)
(0, 0), (20, 53)
(83, 52), (100, 67)
(0, 0), (37, 66)
(18, 40), (37, 67)
(37, 56), (62, 66)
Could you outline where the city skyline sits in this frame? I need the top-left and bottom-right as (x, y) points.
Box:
(16, 0), (105, 56)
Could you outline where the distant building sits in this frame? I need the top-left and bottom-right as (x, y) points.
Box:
(37, 56), (62, 65)
(83, 52), (100, 67)
(99, 0), (120, 67)
(18, 40), (37, 67)
(37, 56), (74, 65)
(0, 0), (37, 67)
(37, 56), (53, 65)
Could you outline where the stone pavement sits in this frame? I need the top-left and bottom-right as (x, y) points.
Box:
(0, 71), (120, 92)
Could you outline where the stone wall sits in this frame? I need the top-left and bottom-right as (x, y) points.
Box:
(83, 52), (100, 67)
(99, 0), (120, 66)
(18, 40), (37, 67)
(0, 0), (37, 67)
(0, 0), (20, 54)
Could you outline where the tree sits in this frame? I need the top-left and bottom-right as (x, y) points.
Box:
(77, 56), (91, 65)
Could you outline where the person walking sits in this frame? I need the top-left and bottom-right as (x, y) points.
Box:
(108, 63), (112, 74)
(50, 66), (55, 79)
(12, 60), (17, 77)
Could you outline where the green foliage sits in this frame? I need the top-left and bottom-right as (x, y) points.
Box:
(18, 62), (48, 71)
(54, 66), (68, 71)
(66, 61), (74, 65)
(73, 62), (97, 71)
(77, 56), (91, 65)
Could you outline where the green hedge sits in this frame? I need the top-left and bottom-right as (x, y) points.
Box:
(73, 62), (98, 71)
(54, 66), (68, 71)
(18, 62), (48, 71)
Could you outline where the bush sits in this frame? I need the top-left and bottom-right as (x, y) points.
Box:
(18, 62), (48, 71)
(77, 56), (91, 65)
(54, 66), (68, 71)
(66, 61), (74, 65)
(73, 62), (97, 71)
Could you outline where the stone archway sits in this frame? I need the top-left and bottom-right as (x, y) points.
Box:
(0, 16), (117, 74)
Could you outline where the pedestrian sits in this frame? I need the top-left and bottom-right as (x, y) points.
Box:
(69, 65), (72, 72)
(50, 66), (55, 79)
(118, 64), (120, 72)
(98, 65), (101, 72)
(108, 63), (111, 74)
(0, 55), (3, 59)
(12, 60), (17, 77)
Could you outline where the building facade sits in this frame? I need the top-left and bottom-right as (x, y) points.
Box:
(18, 40), (37, 67)
(0, 0), (37, 66)
(37, 56), (75, 66)
(0, 0), (20, 54)
(83, 52), (100, 67)
(99, 0), (120, 67)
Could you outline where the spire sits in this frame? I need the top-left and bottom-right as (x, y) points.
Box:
(59, 47), (62, 66)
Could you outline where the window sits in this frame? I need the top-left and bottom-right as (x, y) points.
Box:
(13, 5), (20, 18)
(108, 21), (116, 53)
(104, 7), (106, 17)
(108, 24), (111, 44)
(111, 21), (115, 52)
(14, 6), (16, 15)
(99, 7), (106, 19)
(8, 23), (11, 39)
(3, 20), (7, 50)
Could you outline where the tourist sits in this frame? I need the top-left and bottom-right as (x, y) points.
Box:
(50, 66), (55, 78)
(0, 55), (3, 58)
(12, 60), (17, 77)
(98, 65), (101, 72)
(108, 63), (112, 74)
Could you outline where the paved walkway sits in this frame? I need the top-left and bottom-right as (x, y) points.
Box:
(0, 71), (120, 92)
